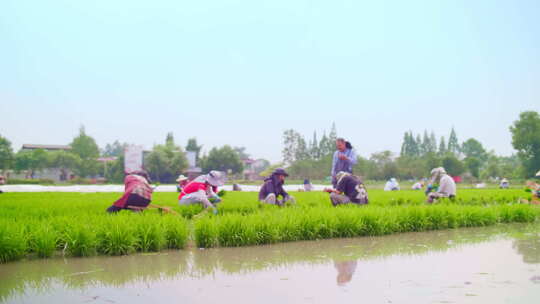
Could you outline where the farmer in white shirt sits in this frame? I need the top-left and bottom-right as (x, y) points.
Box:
(426, 167), (456, 203)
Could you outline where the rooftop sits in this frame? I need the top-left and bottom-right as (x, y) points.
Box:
(22, 144), (72, 151)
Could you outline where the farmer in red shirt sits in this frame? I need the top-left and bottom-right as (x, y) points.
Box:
(178, 171), (225, 214)
(106, 170), (174, 214)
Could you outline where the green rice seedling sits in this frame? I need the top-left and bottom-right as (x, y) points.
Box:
(29, 224), (58, 258)
(65, 224), (97, 257)
(97, 218), (136, 256)
(216, 214), (255, 247)
(134, 216), (166, 252)
(194, 217), (218, 248)
(162, 217), (188, 249)
(0, 222), (28, 263)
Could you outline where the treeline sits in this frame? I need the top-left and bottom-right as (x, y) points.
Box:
(283, 111), (540, 181)
(0, 128), (269, 183)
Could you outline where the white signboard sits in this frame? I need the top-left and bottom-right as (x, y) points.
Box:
(186, 151), (197, 168)
(124, 145), (144, 173)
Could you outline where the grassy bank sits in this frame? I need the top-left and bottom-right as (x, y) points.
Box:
(0, 189), (537, 263)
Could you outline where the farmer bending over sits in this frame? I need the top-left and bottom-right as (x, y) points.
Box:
(178, 170), (225, 214)
(324, 171), (368, 206)
(259, 168), (295, 206)
(426, 167), (456, 203)
(176, 175), (189, 192)
(107, 171), (173, 213)
(522, 170), (540, 205)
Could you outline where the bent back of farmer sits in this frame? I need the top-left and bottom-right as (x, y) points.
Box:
(331, 138), (357, 187)
(426, 167), (456, 203)
(327, 171), (368, 206)
(178, 170), (225, 214)
(259, 168), (295, 206)
(107, 171), (153, 213)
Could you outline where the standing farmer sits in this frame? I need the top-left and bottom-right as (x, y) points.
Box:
(259, 168), (295, 206)
(331, 138), (357, 187)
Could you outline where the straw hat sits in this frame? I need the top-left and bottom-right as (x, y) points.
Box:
(176, 175), (188, 182)
(206, 170), (226, 187)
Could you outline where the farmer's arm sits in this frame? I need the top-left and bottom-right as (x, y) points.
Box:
(197, 189), (215, 209)
(331, 151), (337, 176)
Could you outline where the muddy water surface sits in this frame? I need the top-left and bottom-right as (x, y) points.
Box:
(1, 223), (539, 304)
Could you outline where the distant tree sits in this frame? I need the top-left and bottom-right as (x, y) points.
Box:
(510, 111), (540, 177)
(69, 126), (100, 177)
(48, 151), (80, 181)
(165, 132), (175, 147)
(14, 149), (48, 179)
(186, 138), (203, 161)
(465, 157), (482, 179)
(318, 131), (332, 157)
(429, 132), (437, 154)
(415, 134), (423, 155)
(400, 131), (417, 157)
(102, 140), (127, 157)
(461, 138), (487, 161)
(421, 130), (430, 155)
(295, 136), (309, 161)
(447, 127), (460, 155)
(441, 153), (465, 176)
(438, 136), (447, 155)
(233, 147), (250, 160)
(327, 122), (338, 151)
(145, 137), (188, 183)
(0, 134), (14, 171)
(370, 151), (398, 180)
(70, 126), (100, 160)
(309, 131), (320, 160)
(201, 145), (243, 174)
(282, 129), (299, 164)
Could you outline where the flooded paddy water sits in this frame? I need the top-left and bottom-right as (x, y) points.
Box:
(1, 223), (539, 303)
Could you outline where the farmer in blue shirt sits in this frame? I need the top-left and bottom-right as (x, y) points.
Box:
(331, 138), (357, 187)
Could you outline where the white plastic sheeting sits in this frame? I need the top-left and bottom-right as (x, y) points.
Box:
(0, 184), (329, 193)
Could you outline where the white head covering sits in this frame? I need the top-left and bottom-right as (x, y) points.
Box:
(206, 170), (226, 186)
(336, 171), (351, 185)
(536, 170), (540, 177)
(430, 167), (447, 183)
(176, 175), (188, 182)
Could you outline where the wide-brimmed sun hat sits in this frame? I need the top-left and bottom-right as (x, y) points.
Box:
(176, 175), (188, 182)
(535, 170), (540, 178)
(206, 170), (226, 186)
(272, 168), (289, 177)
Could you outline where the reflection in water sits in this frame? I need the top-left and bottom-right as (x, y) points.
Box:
(512, 236), (540, 264)
(0, 223), (539, 303)
(334, 260), (357, 286)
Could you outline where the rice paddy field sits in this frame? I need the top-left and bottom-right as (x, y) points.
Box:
(0, 189), (539, 263)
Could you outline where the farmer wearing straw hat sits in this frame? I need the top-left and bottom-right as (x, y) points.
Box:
(426, 167), (456, 203)
(178, 170), (226, 214)
(324, 171), (368, 206)
(106, 170), (174, 214)
(499, 178), (510, 189)
(259, 168), (295, 206)
(176, 175), (189, 192)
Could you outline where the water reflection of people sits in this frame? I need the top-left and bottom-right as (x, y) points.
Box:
(334, 260), (357, 286)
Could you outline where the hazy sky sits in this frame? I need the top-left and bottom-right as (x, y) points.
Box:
(1, 0), (538, 162)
